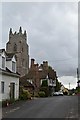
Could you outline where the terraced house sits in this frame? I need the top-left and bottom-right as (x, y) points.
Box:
(0, 49), (19, 101)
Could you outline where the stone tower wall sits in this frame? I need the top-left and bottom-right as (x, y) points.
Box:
(6, 27), (29, 76)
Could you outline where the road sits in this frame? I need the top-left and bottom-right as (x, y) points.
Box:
(2, 96), (79, 118)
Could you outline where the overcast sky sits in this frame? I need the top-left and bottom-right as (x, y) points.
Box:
(1, 2), (78, 89)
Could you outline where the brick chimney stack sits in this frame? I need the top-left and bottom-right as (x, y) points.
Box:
(31, 58), (35, 68)
(43, 61), (48, 70)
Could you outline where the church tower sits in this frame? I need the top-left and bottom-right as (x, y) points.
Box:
(6, 27), (29, 76)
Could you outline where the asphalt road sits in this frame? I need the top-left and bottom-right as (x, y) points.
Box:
(2, 96), (79, 118)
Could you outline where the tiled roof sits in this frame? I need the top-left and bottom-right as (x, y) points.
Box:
(6, 52), (15, 58)
(0, 49), (5, 53)
(6, 52), (15, 61)
(0, 67), (19, 77)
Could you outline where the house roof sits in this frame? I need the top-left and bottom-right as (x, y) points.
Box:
(0, 49), (5, 53)
(0, 67), (20, 77)
(6, 53), (15, 61)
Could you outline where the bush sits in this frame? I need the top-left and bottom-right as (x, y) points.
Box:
(40, 87), (49, 97)
(38, 91), (46, 97)
(19, 89), (31, 100)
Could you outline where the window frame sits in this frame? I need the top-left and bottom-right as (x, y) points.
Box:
(1, 81), (4, 94)
(2, 56), (5, 69)
(12, 61), (16, 72)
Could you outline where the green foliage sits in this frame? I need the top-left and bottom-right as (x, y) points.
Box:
(34, 93), (39, 97)
(19, 89), (31, 100)
(76, 87), (80, 93)
(38, 91), (46, 97)
(41, 80), (48, 87)
(40, 87), (49, 97)
(48, 66), (52, 70)
(55, 79), (61, 92)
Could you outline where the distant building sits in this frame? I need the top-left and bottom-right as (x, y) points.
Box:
(20, 58), (57, 94)
(6, 27), (29, 76)
(0, 49), (19, 101)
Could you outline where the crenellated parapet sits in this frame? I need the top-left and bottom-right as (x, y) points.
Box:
(9, 26), (27, 40)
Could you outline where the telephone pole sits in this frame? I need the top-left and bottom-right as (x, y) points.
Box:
(77, 68), (79, 87)
(68, 82), (70, 95)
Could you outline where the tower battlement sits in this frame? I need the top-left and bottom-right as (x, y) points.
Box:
(9, 26), (27, 38)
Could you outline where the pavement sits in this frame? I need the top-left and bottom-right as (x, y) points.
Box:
(2, 97), (37, 118)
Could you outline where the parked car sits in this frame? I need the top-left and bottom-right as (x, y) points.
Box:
(53, 91), (63, 96)
(58, 91), (64, 96)
(53, 92), (59, 96)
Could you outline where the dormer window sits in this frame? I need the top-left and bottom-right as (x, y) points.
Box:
(2, 56), (5, 69)
(12, 61), (15, 72)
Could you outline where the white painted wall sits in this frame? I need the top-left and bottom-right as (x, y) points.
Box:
(6, 56), (16, 73)
(0, 74), (2, 101)
(0, 51), (6, 70)
(6, 61), (12, 71)
(0, 73), (19, 101)
(0, 55), (2, 69)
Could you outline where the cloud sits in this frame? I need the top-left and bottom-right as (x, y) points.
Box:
(58, 76), (77, 89)
(2, 2), (78, 80)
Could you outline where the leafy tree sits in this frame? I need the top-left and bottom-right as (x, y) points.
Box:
(55, 79), (61, 92)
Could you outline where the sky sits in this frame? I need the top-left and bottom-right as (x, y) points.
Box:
(1, 2), (78, 89)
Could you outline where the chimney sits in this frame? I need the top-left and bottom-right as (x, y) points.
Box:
(35, 63), (39, 69)
(43, 61), (48, 70)
(31, 58), (35, 68)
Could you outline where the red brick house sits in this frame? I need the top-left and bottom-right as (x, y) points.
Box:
(20, 59), (58, 95)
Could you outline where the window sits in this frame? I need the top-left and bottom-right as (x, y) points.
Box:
(1, 81), (4, 93)
(12, 61), (15, 72)
(2, 57), (5, 68)
(14, 43), (17, 52)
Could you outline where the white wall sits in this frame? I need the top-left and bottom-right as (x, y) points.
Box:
(0, 73), (19, 101)
(6, 61), (12, 72)
(0, 74), (2, 101)
(6, 56), (16, 73)
(0, 51), (6, 70)
(0, 55), (2, 68)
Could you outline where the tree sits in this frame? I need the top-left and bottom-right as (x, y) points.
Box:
(55, 79), (61, 92)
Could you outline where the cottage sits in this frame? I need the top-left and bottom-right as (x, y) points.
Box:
(0, 49), (19, 101)
(20, 59), (57, 95)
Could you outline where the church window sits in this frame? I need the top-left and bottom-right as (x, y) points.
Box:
(22, 47), (23, 52)
(14, 43), (17, 52)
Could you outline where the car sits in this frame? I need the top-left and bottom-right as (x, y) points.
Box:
(53, 92), (59, 96)
(53, 91), (63, 96)
(58, 91), (63, 96)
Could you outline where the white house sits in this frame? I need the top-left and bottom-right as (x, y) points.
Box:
(0, 49), (19, 101)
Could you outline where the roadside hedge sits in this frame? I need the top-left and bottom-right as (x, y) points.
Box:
(38, 91), (46, 97)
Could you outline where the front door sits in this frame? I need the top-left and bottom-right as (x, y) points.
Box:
(10, 83), (15, 99)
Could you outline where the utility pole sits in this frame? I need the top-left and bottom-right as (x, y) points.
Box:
(69, 82), (70, 90)
(77, 68), (79, 87)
